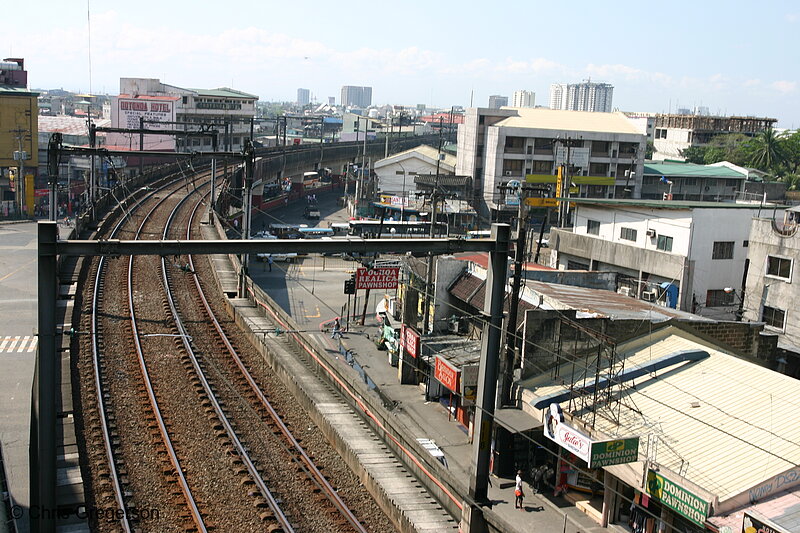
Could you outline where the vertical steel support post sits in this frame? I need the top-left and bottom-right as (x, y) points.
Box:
(33, 221), (58, 533)
(468, 223), (510, 501)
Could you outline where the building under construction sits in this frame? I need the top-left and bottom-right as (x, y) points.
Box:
(652, 113), (777, 160)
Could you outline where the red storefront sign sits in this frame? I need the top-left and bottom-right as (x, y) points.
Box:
(400, 324), (420, 358)
(434, 355), (460, 392)
(355, 267), (399, 290)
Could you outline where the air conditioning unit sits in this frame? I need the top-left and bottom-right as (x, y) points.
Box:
(617, 287), (632, 297)
(642, 289), (659, 302)
(646, 229), (657, 238)
(505, 171), (513, 176)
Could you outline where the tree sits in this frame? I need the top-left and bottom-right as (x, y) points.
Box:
(704, 133), (751, 166)
(779, 130), (800, 175)
(681, 145), (707, 164)
(746, 127), (785, 174)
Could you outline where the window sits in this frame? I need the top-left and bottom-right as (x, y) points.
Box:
(587, 219), (600, 235)
(589, 162), (609, 175)
(620, 227), (637, 241)
(532, 160), (553, 173)
(743, 240), (749, 248)
(657, 235), (673, 252)
(706, 289), (735, 307)
(712, 241), (734, 260)
(567, 260), (590, 270)
(766, 255), (792, 280)
(762, 305), (786, 329)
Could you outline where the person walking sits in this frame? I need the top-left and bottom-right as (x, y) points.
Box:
(533, 465), (544, 494)
(267, 255), (273, 272)
(331, 317), (342, 339)
(515, 470), (525, 510)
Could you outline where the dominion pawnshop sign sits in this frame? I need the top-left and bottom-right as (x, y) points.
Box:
(589, 437), (640, 468)
(646, 469), (710, 526)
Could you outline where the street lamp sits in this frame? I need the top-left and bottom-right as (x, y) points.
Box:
(723, 287), (745, 321)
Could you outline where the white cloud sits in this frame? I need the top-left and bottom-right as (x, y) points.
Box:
(772, 80), (797, 93)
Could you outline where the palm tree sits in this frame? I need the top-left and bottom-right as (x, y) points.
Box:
(747, 127), (785, 175)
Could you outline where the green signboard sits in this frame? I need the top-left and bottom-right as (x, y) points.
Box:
(589, 437), (640, 468)
(646, 470), (710, 526)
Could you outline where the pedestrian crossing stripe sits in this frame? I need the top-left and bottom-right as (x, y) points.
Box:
(0, 336), (38, 353)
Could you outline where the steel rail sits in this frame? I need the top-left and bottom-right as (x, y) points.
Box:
(126, 185), (208, 533)
(187, 198), (367, 531)
(161, 189), (296, 532)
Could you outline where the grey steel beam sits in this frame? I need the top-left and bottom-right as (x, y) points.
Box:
(54, 237), (500, 257)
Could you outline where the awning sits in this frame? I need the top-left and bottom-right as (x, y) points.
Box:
(494, 407), (542, 433)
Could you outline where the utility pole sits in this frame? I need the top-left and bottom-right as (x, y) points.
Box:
(422, 118), (445, 334)
(139, 115), (144, 177)
(11, 127), (30, 217)
(239, 140), (255, 298)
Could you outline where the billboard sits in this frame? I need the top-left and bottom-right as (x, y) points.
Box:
(400, 324), (420, 358)
(355, 267), (399, 290)
(434, 355), (460, 392)
(646, 469), (710, 527)
(543, 403), (639, 468)
(110, 96), (177, 151)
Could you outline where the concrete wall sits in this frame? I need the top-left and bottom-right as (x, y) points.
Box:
(689, 208), (765, 312)
(742, 218), (800, 345)
(572, 205), (693, 256)
(525, 270), (618, 291)
(433, 257), (468, 332)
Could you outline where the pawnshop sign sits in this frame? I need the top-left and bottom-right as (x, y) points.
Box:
(355, 267), (399, 290)
(434, 355), (460, 392)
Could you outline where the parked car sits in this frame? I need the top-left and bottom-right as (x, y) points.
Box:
(257, 252), (298, 263)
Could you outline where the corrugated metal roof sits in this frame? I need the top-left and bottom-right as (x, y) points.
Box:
(188, 87), (258, 99)
(0, 85), (38, 96)
(494, 109), (642, 135)
(568, 198), (786, 209)
(644, 162), (745, 178)
(710, 486), (800, 532)
(521, 326), (800, 504)
(525, 280), (711, 322)
(376, 144), (457, 169)
(39, 115), (110, 135)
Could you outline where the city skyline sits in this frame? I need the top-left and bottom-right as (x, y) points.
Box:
(3, 1), (800, 127)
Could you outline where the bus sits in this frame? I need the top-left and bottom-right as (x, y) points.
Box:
(347, 220), (448, 238)
(297, 227), (335, 239)
(467, 230), (492, 239)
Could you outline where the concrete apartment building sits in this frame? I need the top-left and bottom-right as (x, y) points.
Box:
(512, 90), (535, 108)
(550, 198), (780, 319)
(549, 81), (614, 112)
(110, 78), (258, 153)
(456, 107), (646, 217)
(742, 208), (800, 378)
(652, 113), (777, 160)
(488, 95), (509, 109)
(340, 85), (372, 108)
(296, 88), (310, 106)
(0, 58), (38, 215)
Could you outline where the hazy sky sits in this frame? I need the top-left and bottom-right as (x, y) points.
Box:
(5, 1), (800, 127)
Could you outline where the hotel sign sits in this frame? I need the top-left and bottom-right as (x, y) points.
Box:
(646, 469), (710, 526)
